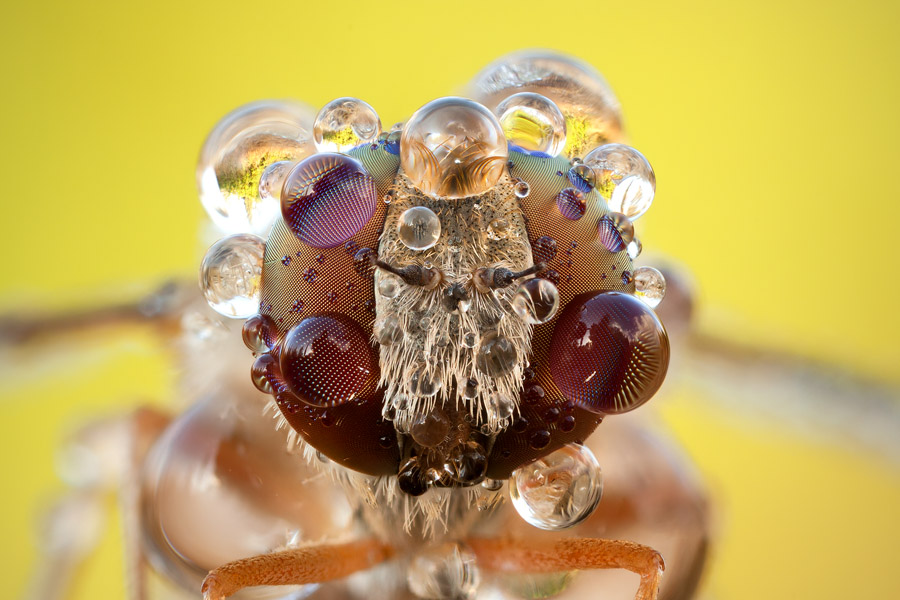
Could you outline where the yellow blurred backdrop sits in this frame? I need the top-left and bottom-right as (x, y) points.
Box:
(1, 0), (898, 598)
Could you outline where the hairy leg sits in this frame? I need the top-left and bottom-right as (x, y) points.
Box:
(468, 537), (664, 600)
(201, 539), (394, 600)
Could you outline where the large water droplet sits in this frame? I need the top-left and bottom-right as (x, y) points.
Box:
(549, 292), (669, 414)
(584, 144), (655, 220)
(313, 97), (382, 153)
(281, 154), (377, 249)
(476, 331), (517, 376)
(410, 367), (442, 397)
(401, 97), (508, 198)
(197, 100), (315, 236)
(509, 443), (603, 530)
(596, 212), (634, 253)
(280, 314), (375, 407)
(410, 409), (451, 448)
(512, 278), (560, 324)
(398, 206), (441, 251)
(555, 188), (585, 220)
(407, 543), (480, 600)
(633, 266), (666, 308)
(496, 92), (567, 157)
(199, 234), (265, 318)
(241, 314), (276, 353)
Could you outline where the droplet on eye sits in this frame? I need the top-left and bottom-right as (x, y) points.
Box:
(596, 212), (634, 253)
(313, 97), (382, 153)
(512, 278), (560, 324)
(633, 266), (666, 308)
(476, 331), (517, 376)
(496, 92), (567, 157)
(509, 443), (603, 530)
(197, 100), (315, 236)
(241, 314), (276, 353)
(398, 206), (441, 251)
(584, 143), (655, 220)
(281, 154), (377, 249)
(279, 314), (375, 407)
(549, 291), (669, 414)
(400, 97), (508, 198)
(200, 234), (266, 318)
(555, 188), (585, 220)
(531, 235), (558, 264)
(407, 543), (480, 600)
(567, 163), (595, 192)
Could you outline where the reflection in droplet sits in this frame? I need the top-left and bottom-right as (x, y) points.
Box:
(585, 144), (655, 220)
(496, 92), (567, 156)
(199, 234), (265, 318)
(509, 443), (603, 530)
(407, 543), (480, 600)
(374, 314), (404, 346)
(511, 279), (560, 324)
(555, 188), (585, 220)
(633, 266), (666, 308)
(596, 213), (635, 253)
(377, 274), (403, 299)
(476, 331), (517, 376)
(313, 97), (382, 153)
(398, 206), (442, 251)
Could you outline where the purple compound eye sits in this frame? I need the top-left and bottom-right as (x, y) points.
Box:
(279, 313), (377, 407)
(549, 291), (669, 414)
(281, 153), (377, 249)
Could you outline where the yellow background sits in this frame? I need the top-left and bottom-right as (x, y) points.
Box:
(1, 0), (899, 598)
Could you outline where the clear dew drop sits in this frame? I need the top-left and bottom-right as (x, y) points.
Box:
(398, 206), (441, 251)
(374, 314), (404, 346)
(462, 377), (479, 400)
(509, 443), (603, 530)
(496, 92), (567, 157)
(513, 179), (531, 198)
(511, 278), (560, 324)
(487, 218), (511, 241)
(410, 367), (442, 397)
(313, 97), (382, 153)
(482, 478), (503, 491)
(257, 160), (294, 205)
(462, 332), (479, 348)
(633, 266), (666, 308)
(377, 274), (403, 299)
(627, 238), (642, 259)
(410, 409), (451, 448)
(199, 234), (266, 318)
(584, 144), (656, 220)
(596, 212), (635, 253)
(407, 543), (481, 600)
(476, 331), (517, 376)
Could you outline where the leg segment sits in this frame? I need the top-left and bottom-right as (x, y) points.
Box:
(468, 537), (664, 600)
(201, 539), (394, 600)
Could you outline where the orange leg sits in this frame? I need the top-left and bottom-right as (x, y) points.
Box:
(468, 537), (665, 600)
(200, 539), (394, 600)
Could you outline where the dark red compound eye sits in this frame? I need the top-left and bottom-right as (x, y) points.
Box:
(281, 153), (378, 249)
(279, 313), (376, 408)
(549, 291), (669, 414)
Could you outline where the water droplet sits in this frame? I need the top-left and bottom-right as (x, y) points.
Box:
(353, 248), (377, 279)
(528, 429), (551, 449)
(567, 164), (594, 192)
(487, 218), (511, 240)
(313, 97), (382, 153)
(532, 236), (558, 263)
(584, 144), (655, 220)
(633, 266), (666, 308)
(419, 315), (432, 330)
(512, 278), (560, 324)
(462, 377), (479, 400)
(621, 270), (633, 285)
(281, 154), (377, 248)
(514, 179), (531, 198)
(250, 353), (278, 393)
(482, 478), (503, 491)
(627, 238), (642, 259)
(398, 457), (428, 496)
(476, 331), (517, 376)
(596, 212), (635, 253)
(509, 443), (603, 530)
(407, 543), (480, 600)
(374, 314), (404, 346)
(549, 292), (668, 414)
(496, 92), (567, 156)
(280, 314), (375, 407)
(463, 332), (478, 348)
(555, 188), (585, 220)
(198, 100), (315, 235)
(446, 441), (487, 484)
(410, 367), (442, 397)
(401, 97), (508, 198)
(398, 206), (441, 251)
(200, 234), (265, 318)
(257, 160), (294, 205)
(377, 274), (402, 299)
(241, 314), (276, 353)
(410, 408), (451, 448)
(487, 393), (515, 421)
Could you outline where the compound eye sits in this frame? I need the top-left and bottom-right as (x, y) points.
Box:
(280, 313), (376, 407)
(549, 291), (669, 414)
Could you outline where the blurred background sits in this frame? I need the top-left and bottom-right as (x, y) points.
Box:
(1, 0), (898, 598)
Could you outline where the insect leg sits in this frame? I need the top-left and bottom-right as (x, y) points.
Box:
(468, 537), (664, 600)
(200, 539), (394, 600)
